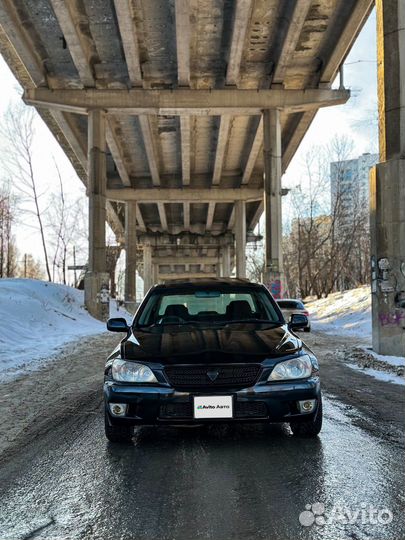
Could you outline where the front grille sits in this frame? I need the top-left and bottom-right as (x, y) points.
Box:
(159, 400), (267, 419)
(164, 364), (262, 389)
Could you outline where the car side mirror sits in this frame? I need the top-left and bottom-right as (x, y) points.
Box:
(289, 313), (308, 330)
(107, 317), (130, 333)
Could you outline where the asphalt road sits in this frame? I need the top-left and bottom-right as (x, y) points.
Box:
(0, 331), (403, 540)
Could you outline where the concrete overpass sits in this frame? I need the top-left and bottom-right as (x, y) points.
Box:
(0, 2), (376, 317)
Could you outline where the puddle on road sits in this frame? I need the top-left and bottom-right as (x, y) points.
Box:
(0, 395), (403, 540)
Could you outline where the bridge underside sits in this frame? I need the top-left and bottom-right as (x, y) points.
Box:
(0, 0), (374, 319)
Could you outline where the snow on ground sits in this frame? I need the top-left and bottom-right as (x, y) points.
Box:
(347, 364), (405, 386)
(306, 285), (405, 385)
(348, 348), (405, 386)
(0, 279), (132, 382)
(365, 348), (405, 368)
(306, 285), (372, 340)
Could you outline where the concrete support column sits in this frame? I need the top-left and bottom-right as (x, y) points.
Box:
(371, 0), (405, 356)
(262, 108), (284, 299)
(152, 263), (159, 285)
(143, 244), (153, 296)
(216, 266), (221, 278)
(106, 246), (122, 299)
(234, 200), (246, 278)
(220, 244), (231, 277)
(377, 0), (405, 161)
(125, 201), (137, 313)
(216, 257), (221, 277)
(84, 109), (109, 321)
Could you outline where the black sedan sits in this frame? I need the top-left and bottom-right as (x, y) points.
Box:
(104, 278), (322, 443)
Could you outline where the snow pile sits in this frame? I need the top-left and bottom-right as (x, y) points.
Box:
(366, 348), (405, 370)
(347, 363), (405, 386)
(306, 286), (371, 339)
(344, 347), (405, 386)
(0, 279), (131, 382)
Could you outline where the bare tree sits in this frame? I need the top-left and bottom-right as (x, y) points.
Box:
(18, 253), (44, 279)
(50, 159), (65, 282)
(47, 170), (88, 284)
(0, 104), (52, 281)
(0, 183), (18, 277)
(246, 245), (265, 283)
(284, 135), (370, 299)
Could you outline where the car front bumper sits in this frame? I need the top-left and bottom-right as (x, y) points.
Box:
(104, 378), (321, 426)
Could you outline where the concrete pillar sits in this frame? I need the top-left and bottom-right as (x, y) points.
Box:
(106, 246), (122, 299)
(125, 201), (137, 313)
(84, 109), (109, 321)
(234, 200), (246, 278)
(262, 108), (284, 299)
(370, 0), (405, 356)
(152, 263), (159, 284)
(216, 257), (221, 277)
(143, 244), (153, 296)
(221, 244), (231, 277)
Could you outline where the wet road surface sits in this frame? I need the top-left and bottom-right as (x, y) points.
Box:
(0, 331), (404, 540)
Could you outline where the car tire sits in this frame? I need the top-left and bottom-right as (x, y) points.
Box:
(304, 325), (311, 333)
(104, 411), (133, 444)
(290, 398), (322, 437)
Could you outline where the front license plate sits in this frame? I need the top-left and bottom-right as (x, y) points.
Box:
(193, 395), (233, 419)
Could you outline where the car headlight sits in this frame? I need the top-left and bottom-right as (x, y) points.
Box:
(268, 354), (314, 381)
(112, 358), (158, 383)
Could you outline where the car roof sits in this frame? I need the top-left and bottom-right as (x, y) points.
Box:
(152, 277), (264, 290)
(277, 298), (302, 303)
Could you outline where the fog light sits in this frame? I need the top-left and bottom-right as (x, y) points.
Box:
(298, 399), (316, 414)
(109, 403), (128, 417)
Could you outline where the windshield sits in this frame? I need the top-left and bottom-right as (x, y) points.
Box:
(136, 287), (284, 328)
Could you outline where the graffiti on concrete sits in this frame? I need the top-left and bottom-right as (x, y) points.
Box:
(379, 311), (405, 327)
(267, 279), (282, 299)
(377, 257), (395, 294)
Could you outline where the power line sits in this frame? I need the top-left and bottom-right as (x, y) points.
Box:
(344, 60), (377, 65)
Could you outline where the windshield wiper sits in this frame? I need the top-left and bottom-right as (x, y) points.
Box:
(138, 321), (199, 329)
(223, 319), (283, 325)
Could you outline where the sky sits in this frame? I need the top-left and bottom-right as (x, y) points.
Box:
(0, 61), (86, 272)
(281, 10), (378, 215)
(285, 9), (378, 172)
(0, 8), (378, 273)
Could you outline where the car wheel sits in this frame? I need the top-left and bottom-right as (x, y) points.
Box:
(290, 398), (322, 437)
(304, 325), (311, 332)
(104, 410), (133, 443)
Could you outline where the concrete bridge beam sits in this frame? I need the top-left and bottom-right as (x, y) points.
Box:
(23, 88), (350, 116)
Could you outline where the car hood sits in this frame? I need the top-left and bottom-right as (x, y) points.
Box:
(119, 323), (302, 363)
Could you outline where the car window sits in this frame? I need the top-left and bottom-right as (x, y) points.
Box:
(137, 287), (282, 327)
(158, 293), (255, 315)
(277, 300), (304, 309)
